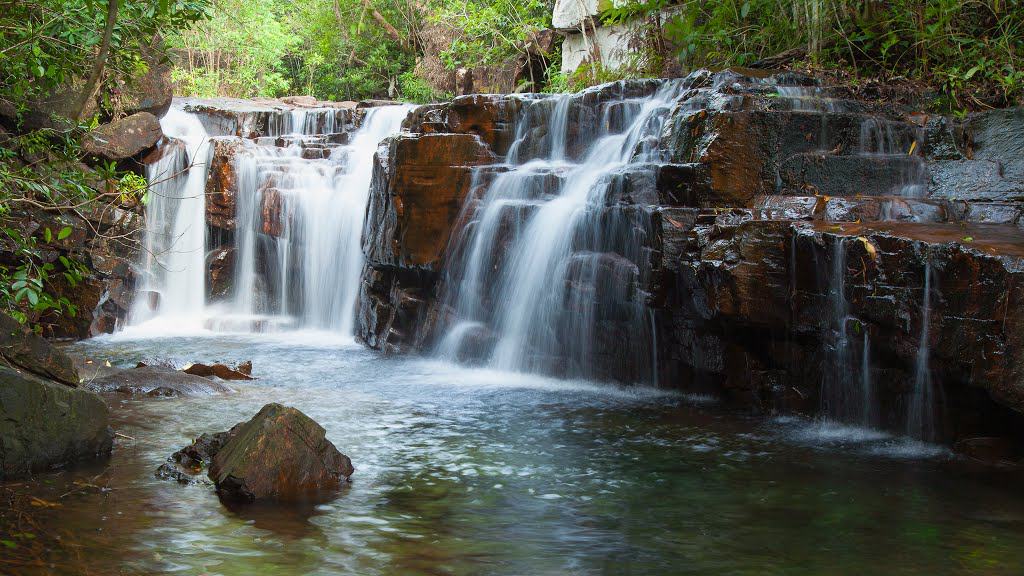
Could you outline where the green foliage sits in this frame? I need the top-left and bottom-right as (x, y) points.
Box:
(0, 0), (202, 328)
(601, 0), (1024, 112)
(398, 71), (439, 103)
(0, 0), (210, 114)
(168, 0), (300, 97)
(169, 0), (555, 101)
(431, 0), (551, 71)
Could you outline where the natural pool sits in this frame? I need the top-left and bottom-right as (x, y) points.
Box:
(6, 332), (1024, 575)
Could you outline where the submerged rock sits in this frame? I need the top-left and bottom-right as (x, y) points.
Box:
(85, 365), (233, 396)
(208, 403), (353, 504)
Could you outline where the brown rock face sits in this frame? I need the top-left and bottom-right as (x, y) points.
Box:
(206, 137), (246, 231)
(353, 70), (1024, 447)
(363, 133), (494, 271)
(208, 403), (354, 503)
(81, 112), (163, 160)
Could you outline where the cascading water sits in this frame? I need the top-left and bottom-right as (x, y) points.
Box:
(129, 109), (211, 328)
(819, 236), (873, 426)
(127, 103), (410, 337)
(219, 105), (411, 334)
(858, 116), (927, 198)
(435, 82), (682, 382)
(908, 260), (937, 440)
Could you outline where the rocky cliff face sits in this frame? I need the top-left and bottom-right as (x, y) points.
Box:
(354, 69), (1024, 445)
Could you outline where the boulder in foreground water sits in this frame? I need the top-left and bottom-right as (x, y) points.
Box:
(208, 403), (353, 504)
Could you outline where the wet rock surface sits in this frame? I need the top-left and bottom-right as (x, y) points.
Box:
(156, 426), (240, 485)
(182, 361), (253, 380)
(85, 365), (233, 396)
(0, 313), (80, 386)
(0, 367), (113, 479)
(207, 403), (353, 504)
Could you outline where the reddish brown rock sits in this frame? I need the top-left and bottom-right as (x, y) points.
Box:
(260, 186), (287, 237)
(208, 403), (353, 504)
(364, 133), (494, 271)
(182, 362), (254, 381)
(207, 137), (246, 231)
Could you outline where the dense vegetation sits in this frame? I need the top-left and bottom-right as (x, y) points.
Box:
(168, 0), (552, 102)
(599, 0), (1023, 113)
(0, 0), (210, 327)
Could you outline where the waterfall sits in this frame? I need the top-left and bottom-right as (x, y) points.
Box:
(908, 260), (936, 440)
(435, 82), (682, 381)
(861, 332), (874, 426)
(126, 103), (411, 336)
(218, 105), (411, 334)
(130, 109), (211, 328)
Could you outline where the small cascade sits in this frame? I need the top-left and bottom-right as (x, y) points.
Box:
(907, 260), (937, 440)
(818, 236), (876, 427)
(435, 82), (682, 382)
(861, 332), (874, 426)
(220, 106), (411, 334)
(775, 85), (839, 113)
(858, 117), (927, 198)
(130, 109), (212, 327)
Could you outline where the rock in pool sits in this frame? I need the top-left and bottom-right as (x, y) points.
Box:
(85, 365), (233, 396)
(198, 403), (354, 504)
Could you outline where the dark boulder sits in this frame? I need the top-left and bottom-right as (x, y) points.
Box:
(85, 365), (233, 396)
(0, 313), (80, 386)
(81, 112), (162, 160)
(0, 366), (112, 479)
(208, 403), (353, 504)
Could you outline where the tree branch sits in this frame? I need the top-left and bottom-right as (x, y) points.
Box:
(74, 0), (120, 121)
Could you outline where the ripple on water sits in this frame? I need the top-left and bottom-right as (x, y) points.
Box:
(17, 335), (1019, 575)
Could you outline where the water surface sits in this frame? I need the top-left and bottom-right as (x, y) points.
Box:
(7, 333), (1024, 575)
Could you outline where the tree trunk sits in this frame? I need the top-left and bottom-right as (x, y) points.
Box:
(74, 0), (119, 121)
(361, 0), (403, 44)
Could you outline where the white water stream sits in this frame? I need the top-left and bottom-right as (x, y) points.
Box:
(125, 103), (410, 337)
